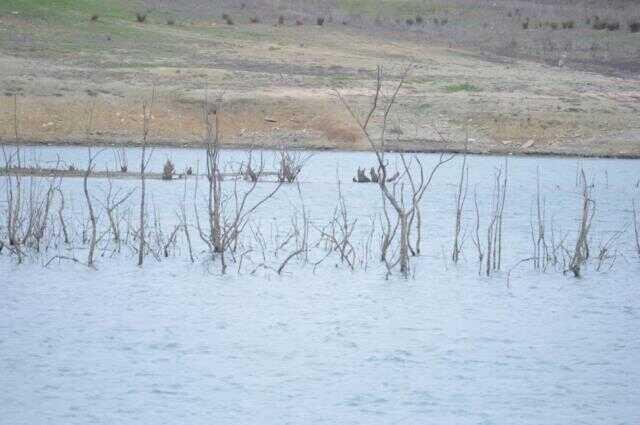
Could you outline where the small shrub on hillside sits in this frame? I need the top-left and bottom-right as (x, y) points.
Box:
(630, 20), (640, 33)
(222, 13), (234, 25)
(278, 15), (284, 25)
(317, 17), (325, 26)
(549, 22), (559, 30)
(440, 18), (448, 25)
(90, 14), (99, 22)
(136, 12), (147, 23)
(445, 82), (480, 93)
(562, 20), (575, 29)
(592, 18), (607, 30)
(250, 16), (260, 24)
(606, 21), (620, 31)
(167, 18), (175, 26)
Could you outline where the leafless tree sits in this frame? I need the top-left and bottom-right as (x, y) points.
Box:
(99, 175), (135, 248)
(484, 160), (508, 276)
(403, 153), (454, 256)
(451, 152), (468, 263)
(336, 65), (453, 277)
(56, 188), (69, 244)
(567, 170), (596, 278)
(138, 90), (155, 266)
(471, 187), (484, 276)
(278, 183), (309, 274)
(196, 92), (282, 273)
(115, 147), (128, 172)
(277, 145), (310, 183)
(314, 180), (357, 270)
(634, 200), (640, 258)
(83, 150), (100, 269)
(530, 167), (544, 270)
(595, 229), (624, 272)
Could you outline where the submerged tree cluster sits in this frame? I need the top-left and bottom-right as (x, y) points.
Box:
(1, 69), (638, 281)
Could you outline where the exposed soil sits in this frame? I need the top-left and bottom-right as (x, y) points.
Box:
(0, 3), (639, 158)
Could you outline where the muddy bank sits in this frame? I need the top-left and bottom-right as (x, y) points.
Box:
(2, 137), (639, 160)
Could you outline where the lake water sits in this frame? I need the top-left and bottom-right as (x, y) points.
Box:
(1, 145), (639, 424)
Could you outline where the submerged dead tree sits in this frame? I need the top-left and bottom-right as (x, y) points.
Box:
(138, 91), (154, 266)
(484, 160), (508, 276)
(567, 170), (596, 278)
(277, 145), (309, 183)
(203, 94), (223, 255)
(451, 153), (468, 263)
(84, 150), (99, 268)
(336, 65), (453, 277)
(634, 200), (640, 258)
(197, 92), (282, 273)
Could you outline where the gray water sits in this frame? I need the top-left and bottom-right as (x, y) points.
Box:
(1, 145), (640, 424)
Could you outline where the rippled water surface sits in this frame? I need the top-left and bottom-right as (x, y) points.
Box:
(1, 146), (639, 424)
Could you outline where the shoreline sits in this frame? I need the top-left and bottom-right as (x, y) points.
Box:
(1, 138), (639, 161)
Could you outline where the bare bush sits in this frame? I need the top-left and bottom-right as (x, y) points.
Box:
(277, 146), (309, 183)
(278, 184), (309, 274)
(162, 159), (175, 180)
(222, 13), (234, 25)
(314, 181), (357, 271)
(115, 147), (128, 172)
(98, 176), (135, 248)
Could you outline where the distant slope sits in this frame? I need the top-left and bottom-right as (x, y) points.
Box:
(0, 0), (638, 157)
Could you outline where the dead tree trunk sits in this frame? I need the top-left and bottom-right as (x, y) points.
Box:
(138, 92), (154, 266)
(568, 170), (595, 278)
(336, 65), (454, 277)
(84, 151), (98, 268)
(452, 154), (468, 263)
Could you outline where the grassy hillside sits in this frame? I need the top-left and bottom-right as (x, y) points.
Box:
(0, 0), (638, 157)
(3, 0), (638, 74)
(0, 0), (134, 20)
